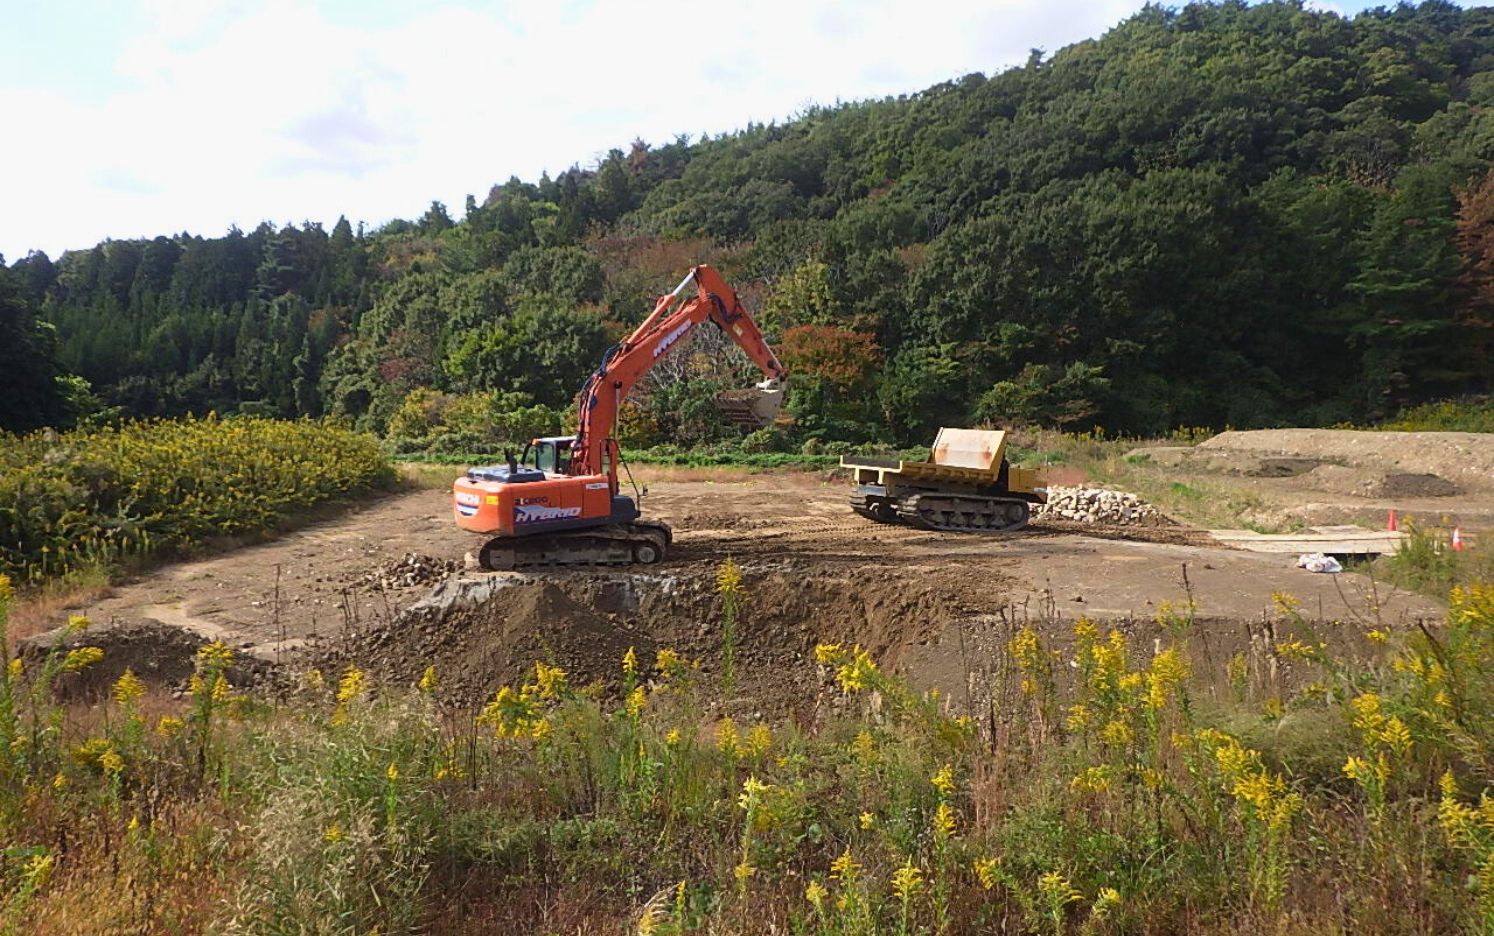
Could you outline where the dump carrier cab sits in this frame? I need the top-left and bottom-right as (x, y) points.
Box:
(842, 427), (1046, 532)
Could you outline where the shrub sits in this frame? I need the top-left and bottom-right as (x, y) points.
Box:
(0, 416), (393, 584)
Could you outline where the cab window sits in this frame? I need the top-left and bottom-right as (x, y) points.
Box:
(532, 441), (573, 474)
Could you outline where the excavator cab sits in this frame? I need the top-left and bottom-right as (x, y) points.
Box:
(522, 436), (575, 476)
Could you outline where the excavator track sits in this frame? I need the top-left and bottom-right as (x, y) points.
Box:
(894, 493), (1032, 533)
(478, 521), (672, 571)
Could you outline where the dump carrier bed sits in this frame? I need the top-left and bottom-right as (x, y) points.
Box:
(842, 428), (1045, 532)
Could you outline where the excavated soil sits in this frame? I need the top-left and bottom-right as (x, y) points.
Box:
(314, 557), (984, 711)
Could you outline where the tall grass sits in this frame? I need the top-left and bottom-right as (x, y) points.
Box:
(2, 567), (1491, 934)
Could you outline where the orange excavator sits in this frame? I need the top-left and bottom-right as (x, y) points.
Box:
(452, 265), (788, 570)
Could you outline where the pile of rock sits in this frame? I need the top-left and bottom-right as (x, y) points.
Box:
(1035, 486), (1161, 525)
(356, 553), (459, 589)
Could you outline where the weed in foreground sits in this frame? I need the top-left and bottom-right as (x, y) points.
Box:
(1, 572), (1492, 934)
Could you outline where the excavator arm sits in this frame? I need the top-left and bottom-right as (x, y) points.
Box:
(571, 265), (787, 479)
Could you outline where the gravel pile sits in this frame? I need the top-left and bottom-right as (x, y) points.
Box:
(1036, 486), (1161, 525)
(355, 553), (459, 589)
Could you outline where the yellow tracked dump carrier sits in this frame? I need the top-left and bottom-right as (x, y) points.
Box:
(842, 428), (1046, 532)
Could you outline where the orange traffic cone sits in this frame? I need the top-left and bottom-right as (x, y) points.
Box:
(1387, 509), (1398, 532)
(1451, 527), (1464, 552)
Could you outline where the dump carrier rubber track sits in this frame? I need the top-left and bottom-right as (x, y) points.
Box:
(477, 521), (672, 571)
(850, 491), (1032, 532)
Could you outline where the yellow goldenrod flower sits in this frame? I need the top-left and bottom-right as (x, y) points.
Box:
(532, 662), (568, 700)
(65, 614), (90, 634)
(829, 846), (860, 882)
(155, 715), (184, 739)
(805, 879), (827, 907)
(530, 717), (552, 741)
(814, 642), (844, 665)
(1099, 719), (1133, 747)
(833, 646), (879, 693)
(622, 646), (637, 678)
(1274, 638), (1319, 662)
(324, 822), (343, 844)
(655, 647), (686, 680)
(851, 728), (878, 766)
(51, 772), (66, 790)
(716, 718), (739, 757)
(1071, 765), (1114, 794)
(61, 646), (104, 672)
(931, 763), (956, 797)
(715, 556), (744, 596)
(665, 728), (682, 747)
(1009, 627), (1044, 695)
(1270, 591), (1300, 615)
(211, 672), (231, 703)
(933, 801), (957, 839)
(0, 573), (12, 603)
(891, 859), (923, 900)
(1065, 703), (1090, 732)
(859, 811), (875, 830)
(1092, 886), (1122, 919)
(418, 666), (439, 693)
(974, 856), (1000, 890)
(22, 852), (54, 891)
(100, 748), (124, 776)
(194, 641), (234, 669)
(112, 668), (146, 706)
(738, 775), (771, 819)
(386, 762), (399, 782)
(625, 686), (647, 718)
(733, 861), (755, 884)
(1145, 647), (1188, 709)
(1378, 716), (1413, 757)
(336, 667), (366, 706)
(744, 723), (772, 757)
(7, 658), (23, 682)
(1038, 871), (1081, 907)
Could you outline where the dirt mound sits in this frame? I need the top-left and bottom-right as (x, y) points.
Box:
(1378, 473), (1460, 498)
(320, 559), (984, 711)
(20, 621), (270, 700)
(318, 577), (653, 703)
(1298, 464), (1460, 499)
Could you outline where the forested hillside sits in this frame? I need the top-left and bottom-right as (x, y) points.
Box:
(4, 0), (1492, 445)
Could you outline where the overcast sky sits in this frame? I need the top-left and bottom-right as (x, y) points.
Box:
(1, 0), (1388, 261)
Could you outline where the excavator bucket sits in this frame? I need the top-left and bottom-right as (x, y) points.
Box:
(716, 379), (787, 429)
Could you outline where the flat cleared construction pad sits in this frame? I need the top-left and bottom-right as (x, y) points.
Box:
(1208, 526), (1408, 555)
(54, 472), (1445, 709)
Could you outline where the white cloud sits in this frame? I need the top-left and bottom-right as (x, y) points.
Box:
(0, 0), (1142, 259)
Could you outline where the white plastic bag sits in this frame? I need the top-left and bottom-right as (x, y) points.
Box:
(1296, 552), (1342, 574)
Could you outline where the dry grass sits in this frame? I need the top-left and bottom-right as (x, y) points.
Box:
(5, 565), (112, 642)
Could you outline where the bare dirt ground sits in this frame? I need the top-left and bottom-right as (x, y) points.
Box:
(1135, 428), (1494, 533)
(45, 465), (1447, 712)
